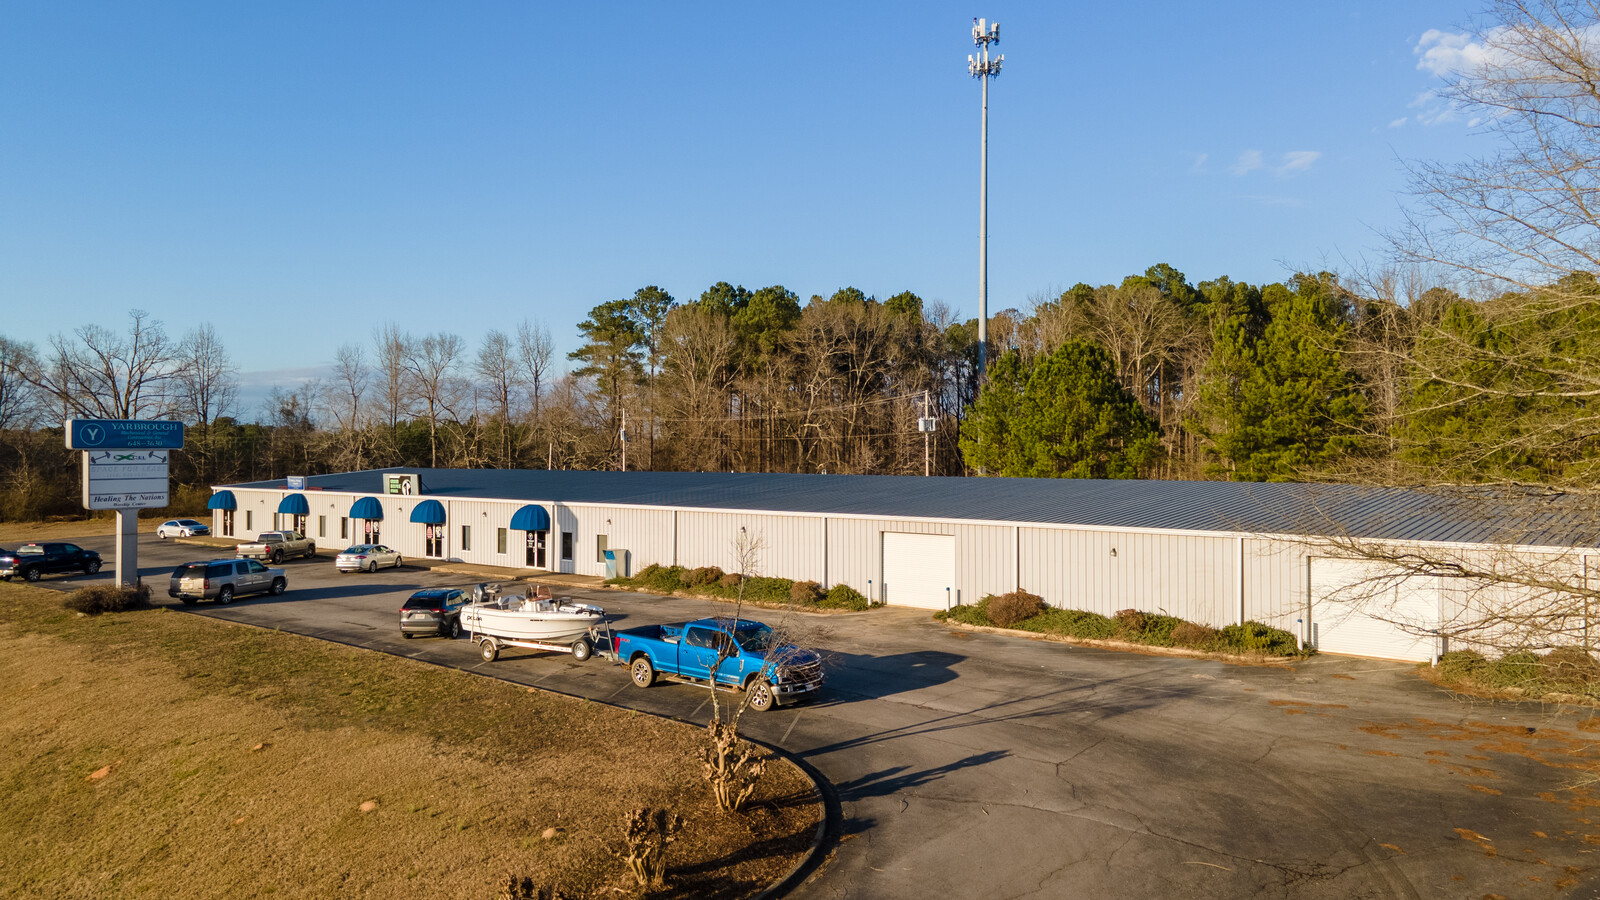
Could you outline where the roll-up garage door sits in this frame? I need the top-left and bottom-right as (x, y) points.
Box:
(882, 532), (956, 609)
(1311, 557), (1440, 662)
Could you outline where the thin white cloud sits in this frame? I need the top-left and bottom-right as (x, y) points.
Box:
(1190, 153), (1209, 174)
(1388, 116), (1407, 128)
(1277, 150), (1321, 176)
(1415, 28), (1494, 77)
(1229, 150), (1263, 176)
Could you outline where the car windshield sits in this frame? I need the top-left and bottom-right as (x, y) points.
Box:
(173, 564), (206, 578)
(341, 546), (371, 554)
(733, 623), (775, 652)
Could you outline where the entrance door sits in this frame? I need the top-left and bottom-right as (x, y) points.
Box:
(363, 520), (381, 543)
(1311, 557), (1440, 662)
(525, 531), (547, 569)
(881, 532), (956, 609)
(221, 510), (235, 537)
(425, 525), (444, 558)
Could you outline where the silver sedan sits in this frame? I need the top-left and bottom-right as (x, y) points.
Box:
(334, 544), (403, 573)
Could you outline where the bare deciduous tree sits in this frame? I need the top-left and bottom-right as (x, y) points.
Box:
(27, 310), (177, 419)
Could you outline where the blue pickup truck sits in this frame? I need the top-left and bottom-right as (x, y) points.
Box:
(613, 617), (824, 712)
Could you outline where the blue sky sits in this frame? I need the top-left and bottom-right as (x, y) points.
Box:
(1, 1), (1491, 414)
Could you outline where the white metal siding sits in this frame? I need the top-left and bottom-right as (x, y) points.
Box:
(1311, 557), (1440, 662)
(672, 510), (824, 582)
(826, 517), (953, 601)
(559, 504), (678, 578)
(882, 533), (956, 609)
(1017, 527), (1235, 625)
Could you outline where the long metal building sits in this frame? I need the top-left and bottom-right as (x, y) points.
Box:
(207, 469), (1599, 663)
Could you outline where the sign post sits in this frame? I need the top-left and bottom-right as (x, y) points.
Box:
(66, 419), (184, 588)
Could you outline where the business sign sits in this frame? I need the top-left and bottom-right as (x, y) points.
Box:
(66, 419), (185, 450)
(82, 450), (170, 509)
(384, 473), (419, 495)
(286, 475), (306, 490)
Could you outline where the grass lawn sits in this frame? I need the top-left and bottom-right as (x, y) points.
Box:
(0, 582), (820, 899)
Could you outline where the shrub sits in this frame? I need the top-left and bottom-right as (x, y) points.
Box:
(635, 564), (686, 594)
(819, 584), (870, 611)
(63, 583), (151, 615)
(1542, 646), (1600, 686)
(1482, 651), (1542, 689)
(986, 590), (1046, 628)
(1437, 649), (1488, 681)
(934, 603), (990, 626)
(1216, 621), (1299, 656)
(789, 580), (822, 605)
(1018, 608), (1117, 639)
(1171, 621), (1221, 650)
(718, 573), (743, 589)
(1112, 609), (1184, 646)
(684, 566), (725, 587)
(742, 577), (794, 603)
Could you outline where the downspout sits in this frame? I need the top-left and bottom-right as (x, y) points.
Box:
(1236, 537), (1246, 627)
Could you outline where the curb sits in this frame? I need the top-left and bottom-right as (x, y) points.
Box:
(162, 601), (839, 899)
(939, 619), (1306, 665)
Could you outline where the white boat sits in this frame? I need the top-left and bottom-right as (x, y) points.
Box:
(460, 583), (606, 645)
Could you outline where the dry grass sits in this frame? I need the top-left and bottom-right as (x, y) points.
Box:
(0, 581), (820, 899)
(0, 516), (162, 544)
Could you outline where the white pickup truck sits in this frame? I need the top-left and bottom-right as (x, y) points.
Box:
(235, 531), (317, 564)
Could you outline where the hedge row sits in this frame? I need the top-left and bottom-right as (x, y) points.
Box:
(614, 564), (876, 611)
(1433, 647), (1600, 700)
(936, 591), (1304, 657)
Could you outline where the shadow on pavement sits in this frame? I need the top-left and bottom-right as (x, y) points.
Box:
(834, 749), (1011, 801)
(814, 649), (964, 702)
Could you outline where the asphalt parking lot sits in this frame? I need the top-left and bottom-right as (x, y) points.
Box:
(24, 533), (1600, 899)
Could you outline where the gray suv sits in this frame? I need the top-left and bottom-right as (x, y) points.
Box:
(169, 558), (287, 604)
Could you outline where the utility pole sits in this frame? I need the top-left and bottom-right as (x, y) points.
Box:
(968, 18), (1003, 380)
(620, 408), (629, 472)
(923, 391), (932, 477)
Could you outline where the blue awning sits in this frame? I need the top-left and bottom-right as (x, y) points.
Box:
(349, 496), (384, 520)
(278, 494), (310, 516)
(509, 504), (550, 531)
(409, 499), (446, 524)
(207, 490), (237, 511)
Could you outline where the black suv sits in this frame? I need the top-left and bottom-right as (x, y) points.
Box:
(0, 542), (103, 582)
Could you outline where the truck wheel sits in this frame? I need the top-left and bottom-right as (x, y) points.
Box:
(24, 567), (41, 583)
(571, 637), (591, 662)
(480, 639), (500, 662)
(306, 545), (316, 558)
(269, 577), (286, 596)
(630, 656), (655, 688)
(86, 560), (101, 574)
(745, 678), (775, 712)
(217, 586), (234, 604)
(270, 550), (283, 564)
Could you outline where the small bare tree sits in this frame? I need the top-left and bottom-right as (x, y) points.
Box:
(617, 807), (682, 889)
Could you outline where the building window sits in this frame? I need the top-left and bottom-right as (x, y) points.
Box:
(497, 528), (507, 554)
(245, 510), (252, 532)
(595, 533), (607, 563)
(318, 515), (326, 538)
(562, 531), (574, 561)
(461, 525), (471, 552)
(340, 517), (348, 540)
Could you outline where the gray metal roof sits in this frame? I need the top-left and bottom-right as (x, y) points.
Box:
(222, 469), (1600, 549)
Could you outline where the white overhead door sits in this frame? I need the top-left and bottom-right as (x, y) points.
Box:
(882, 532), (956, 609)
(1311, 557), (1440, 662)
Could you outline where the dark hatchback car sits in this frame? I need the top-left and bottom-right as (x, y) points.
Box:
(0, 542), (102, 582)
(400, 588), (466, 639)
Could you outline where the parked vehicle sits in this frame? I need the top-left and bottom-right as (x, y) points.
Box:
(0, 542), (102, 582)
(235, 531), (316, 563)
(169, 558), (286, 604)
(335, 544), (403, 573)
(155, 519), (211, 539)
(400, 588), (467, 639)
(612, 617), (823, 712)
(460, 583), (609, 661)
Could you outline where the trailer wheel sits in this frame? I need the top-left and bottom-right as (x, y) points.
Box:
(571, 637), (591, 662)
(630, 656), (655, 688)
(480, 639), (499, 662)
